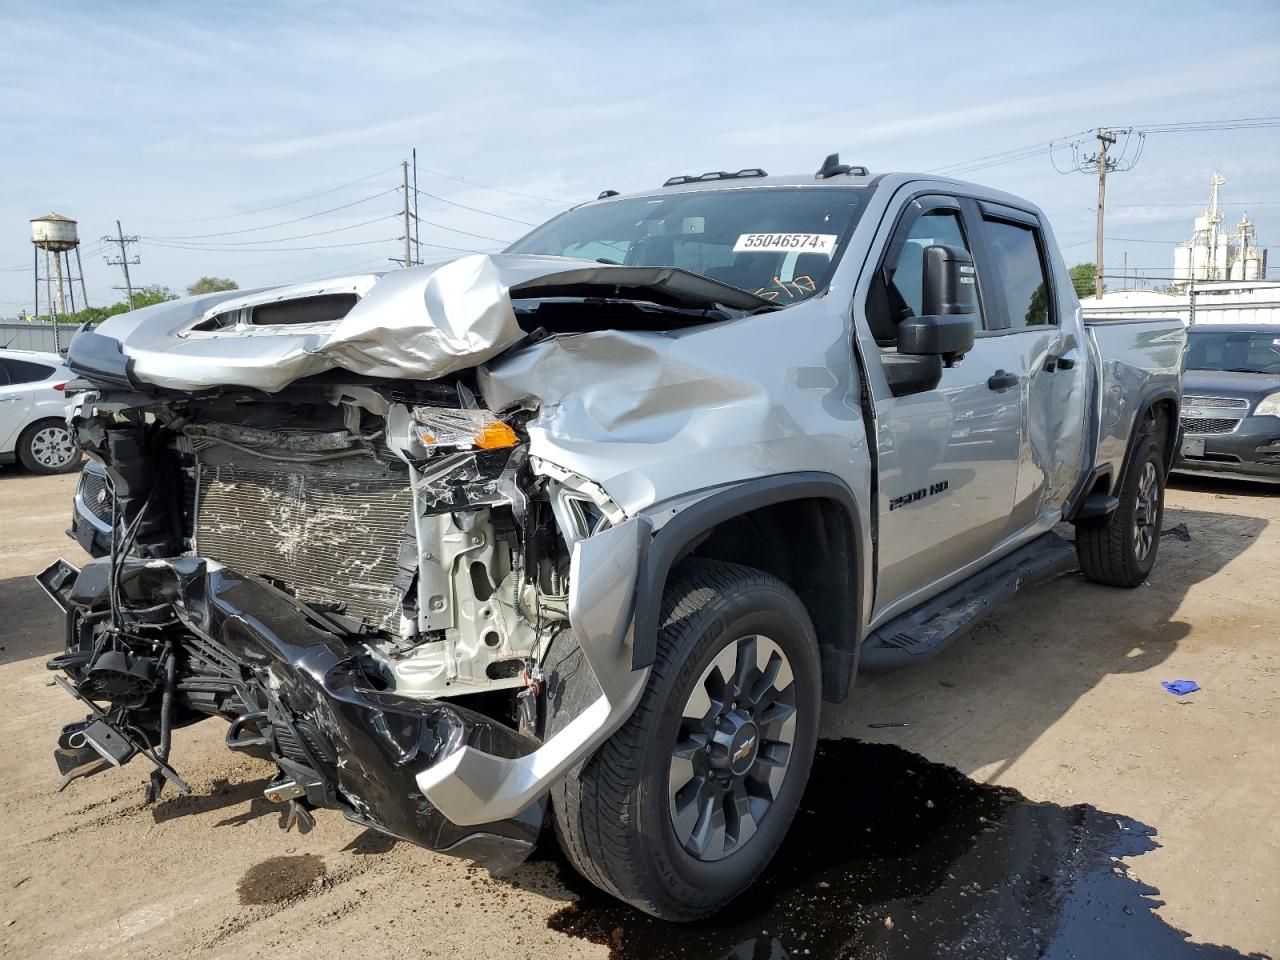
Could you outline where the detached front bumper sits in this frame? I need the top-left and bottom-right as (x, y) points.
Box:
(40, 521), (650, 871)
(40, 519), (650, 870)
(43, 555), (544, 869)
(1174, 417), (1280, 483)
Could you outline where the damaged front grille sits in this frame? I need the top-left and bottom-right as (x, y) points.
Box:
(193, 459), (414, 632)
(79, 468), (113, 525)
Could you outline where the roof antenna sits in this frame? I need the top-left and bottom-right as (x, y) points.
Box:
(816, 153), (868, 179)
(816, 153), (851, 179)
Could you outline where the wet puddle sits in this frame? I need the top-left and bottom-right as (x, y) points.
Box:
(238, 854), (326, 905)
(544, 740), (1264, 959)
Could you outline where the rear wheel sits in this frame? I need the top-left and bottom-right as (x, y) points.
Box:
(1075, 436), (1164, 587)
(17, 419), (81, 475)
(548, 558), (821, 920)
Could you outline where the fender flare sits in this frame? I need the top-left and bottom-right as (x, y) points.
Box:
(631, 472), (865, 678)
(1119, 385), (1180, 485)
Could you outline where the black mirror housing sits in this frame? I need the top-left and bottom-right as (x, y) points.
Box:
(921, 244), (977, 317)
(882, 353), (944, 398)
(898, 313), (977, 359)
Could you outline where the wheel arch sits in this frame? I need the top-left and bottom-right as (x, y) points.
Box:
(1122, 387), (1179, 485)
(633, 472), (864, 703)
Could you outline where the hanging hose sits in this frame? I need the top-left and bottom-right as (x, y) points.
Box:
(158, 649), (176, 763)
(144, 649), (178, 805)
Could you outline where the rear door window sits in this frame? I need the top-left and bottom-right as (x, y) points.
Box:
(983, 219), (1055, 328)
(0, 358), (54, 385)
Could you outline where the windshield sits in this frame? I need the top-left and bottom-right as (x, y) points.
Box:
(1186, 329), (1280, 374)
(506, 186), (868, 306)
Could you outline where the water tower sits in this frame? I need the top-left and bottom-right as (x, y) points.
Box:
(31, 213), (89, 347)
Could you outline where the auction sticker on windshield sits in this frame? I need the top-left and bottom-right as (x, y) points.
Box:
(733, 233), (837, 253)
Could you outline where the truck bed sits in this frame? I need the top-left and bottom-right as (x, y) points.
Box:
(1084, 316), (1186, 490)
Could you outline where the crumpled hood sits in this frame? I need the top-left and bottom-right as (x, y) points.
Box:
(79, 254), (580, 393)
(75, 253), (769, 394)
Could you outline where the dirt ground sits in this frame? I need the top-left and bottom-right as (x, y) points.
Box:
(0, 467), (1276, 958)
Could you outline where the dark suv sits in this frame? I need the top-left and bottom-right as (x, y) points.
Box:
(1174, 324), (1280, 483)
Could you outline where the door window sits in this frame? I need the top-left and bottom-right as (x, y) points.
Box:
(867, 207), (986, 343)
(983, 219), (1054, 328)
(0, 358), (54, 384)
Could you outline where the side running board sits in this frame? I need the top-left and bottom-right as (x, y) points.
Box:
(859, 532), (1077, 671)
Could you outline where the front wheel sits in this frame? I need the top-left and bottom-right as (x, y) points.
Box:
(1075, 436), (1165, 587)
(547, 558), (821, 920)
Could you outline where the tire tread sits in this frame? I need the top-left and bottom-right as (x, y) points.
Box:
(550, 558), (813, 918)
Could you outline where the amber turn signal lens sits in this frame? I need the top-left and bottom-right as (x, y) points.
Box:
(474, 422), (518, 450)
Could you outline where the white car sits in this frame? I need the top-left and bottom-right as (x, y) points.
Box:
(0, 349), (81, 474)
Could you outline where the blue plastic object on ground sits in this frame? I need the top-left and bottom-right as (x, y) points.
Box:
(1161, 680), (1201, 696)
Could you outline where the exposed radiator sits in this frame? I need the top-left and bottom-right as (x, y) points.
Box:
(193, 458), (415, 633)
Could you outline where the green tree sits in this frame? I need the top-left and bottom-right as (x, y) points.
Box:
(1069, 263), (1100, 299)
(186, 276), (238, 296)
(39, 285), (178, 325)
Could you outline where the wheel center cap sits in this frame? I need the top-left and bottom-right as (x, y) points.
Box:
(726, 720), (759, 776)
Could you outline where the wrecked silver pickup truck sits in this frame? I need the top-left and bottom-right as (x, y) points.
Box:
(43, 158), (1185, 921)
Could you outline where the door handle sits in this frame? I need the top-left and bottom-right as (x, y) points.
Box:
(987, 370), (1019, 391)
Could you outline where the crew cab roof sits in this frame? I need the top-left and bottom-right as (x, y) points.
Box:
(579, 170), (1040, 218)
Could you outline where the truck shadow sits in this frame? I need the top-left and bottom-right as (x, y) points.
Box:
(535, 500), (1270, 959)
(537, 739), (1265, 959)
(150, 775), (276, 827)
(1169, 474), (1279, 498)
(828, 502), (1266, 785)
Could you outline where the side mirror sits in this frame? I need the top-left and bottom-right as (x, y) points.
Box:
(921, 244), (977, 317)
(883, 245), (979, 397)
(900, 245), (978, 362)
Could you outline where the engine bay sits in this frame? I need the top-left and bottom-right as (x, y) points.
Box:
(41, 371), (624, 854)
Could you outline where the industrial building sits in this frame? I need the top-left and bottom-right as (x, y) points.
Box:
(1082, 171), (1275, 325)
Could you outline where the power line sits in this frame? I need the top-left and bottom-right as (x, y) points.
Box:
(145, 188), (398, 240)
(133, 165), (401, 225)
(936, 116), (1280, 180)
(933, 132), (1090, 177)
(140, 214), (399, 248)
(414, 165), (569, 204)
(1134, 116), (1280, 134)
(143, 236), (495, 255)
(411, 186), (537, 226)
(1110, 200), (1280, 208)
(143, 237), (400, 254)
(411, 216), (516, 244)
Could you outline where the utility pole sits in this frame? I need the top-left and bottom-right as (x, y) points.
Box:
(1065, 128), (1143, 302)
(412, 147), (421, 266)
(402, 160), (413, 268)
(1092, 129), (1115, 301)
(103, 220), (139, 309)
(74, 244), (89, 308)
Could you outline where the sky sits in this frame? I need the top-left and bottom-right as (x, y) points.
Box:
(2, 0), (1278, 315)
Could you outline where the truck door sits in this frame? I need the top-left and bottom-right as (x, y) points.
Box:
(857, 195), (1025, 618)
(973, 203), (1086, 531)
